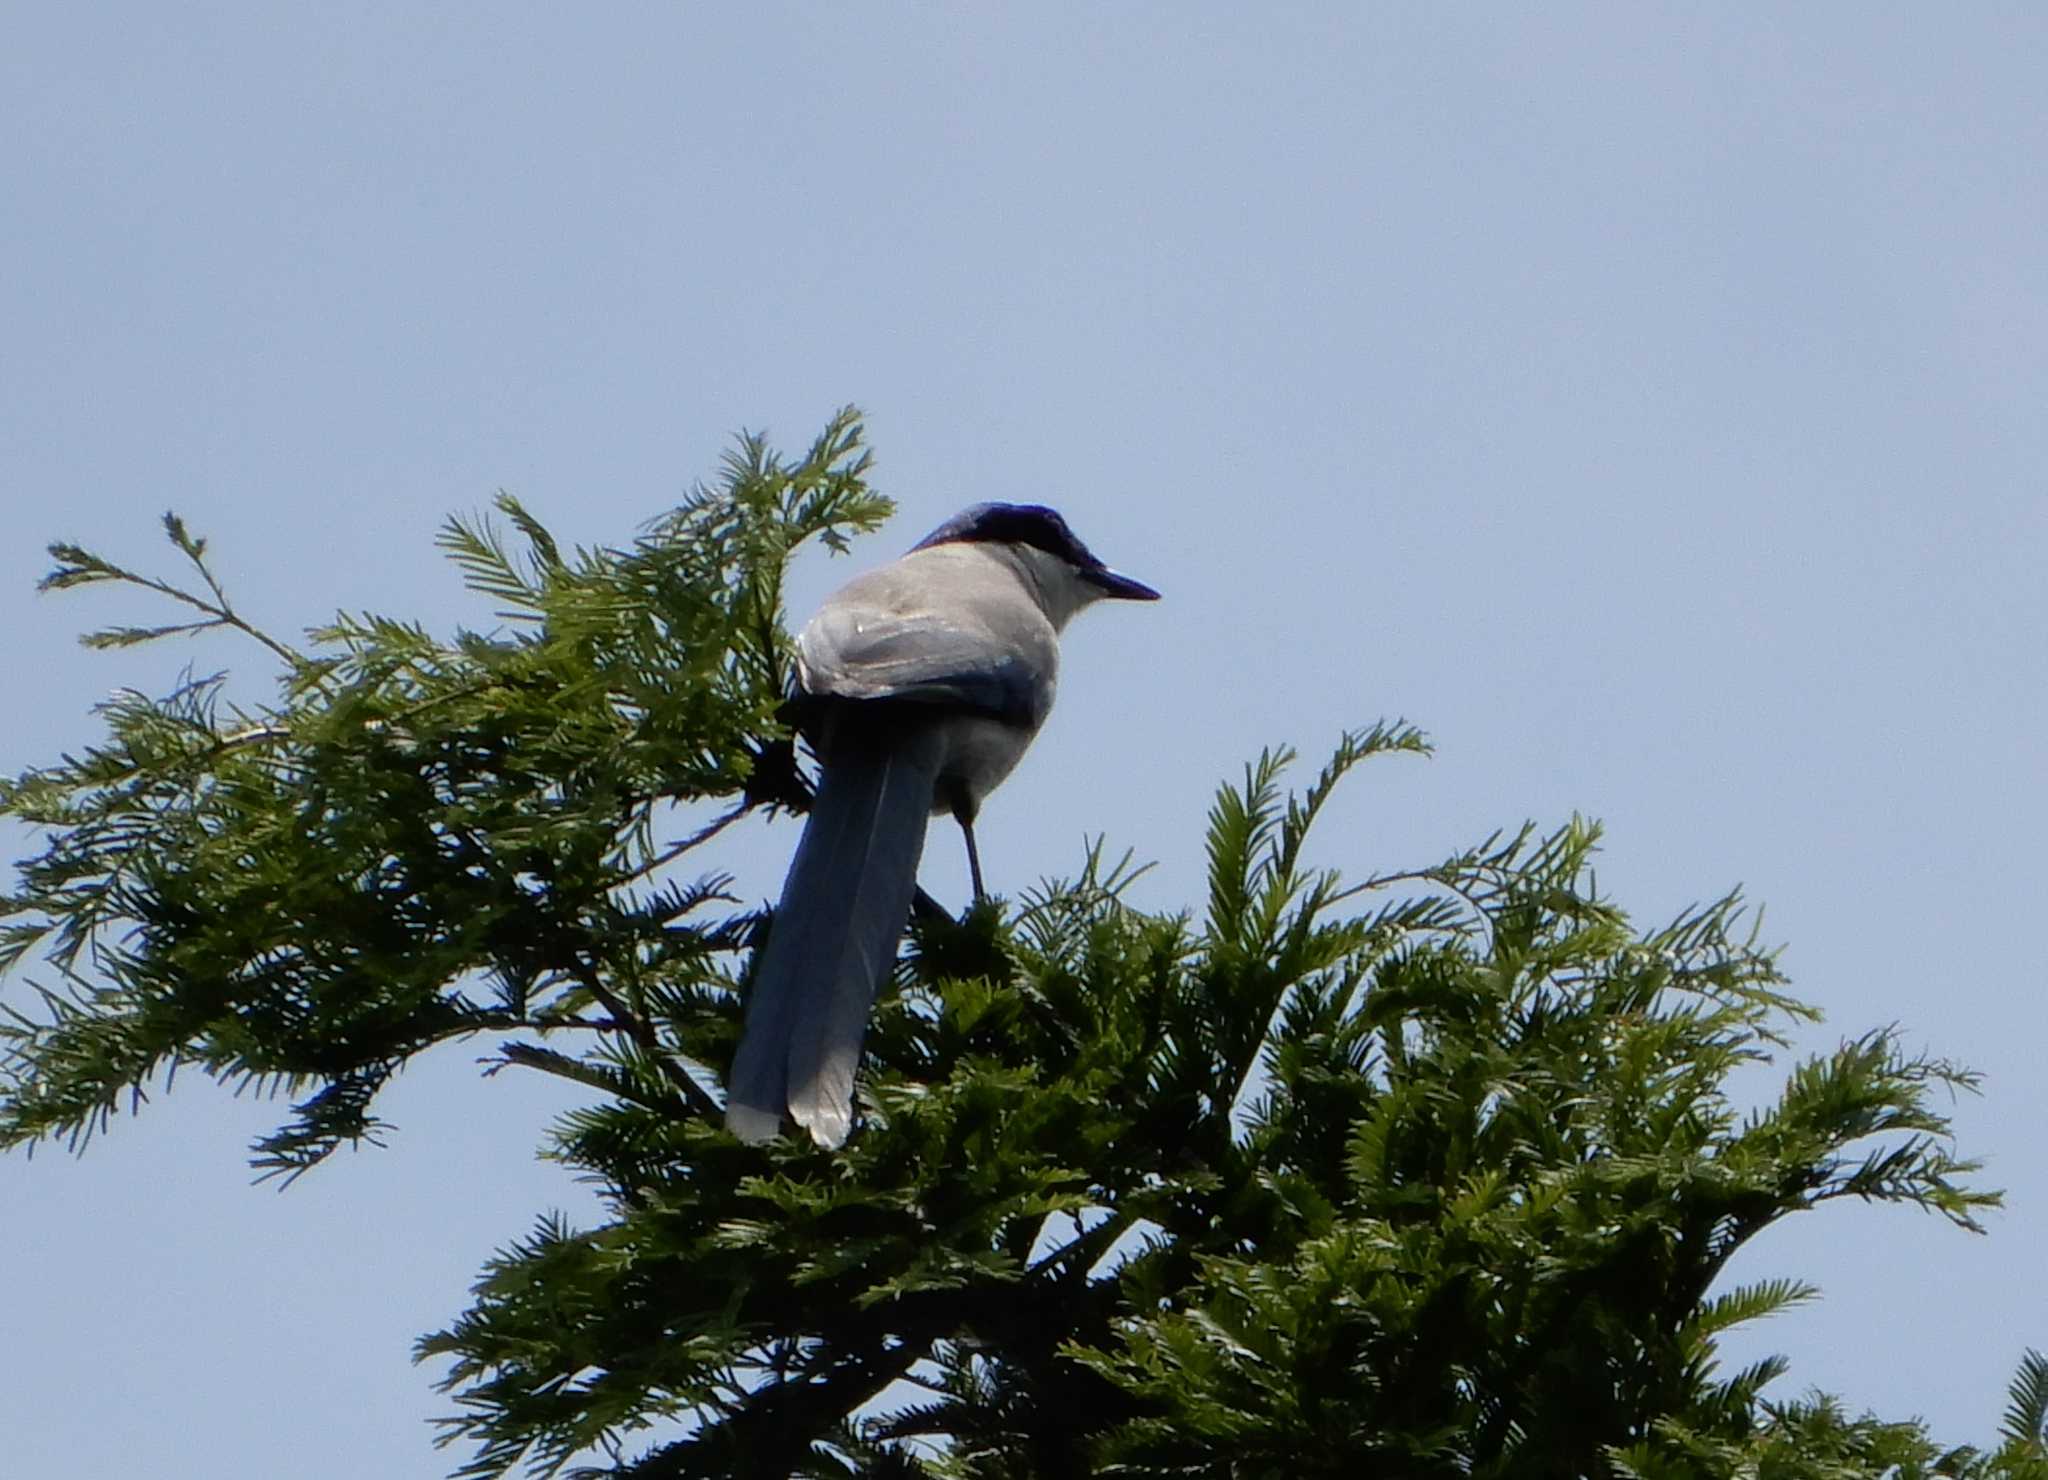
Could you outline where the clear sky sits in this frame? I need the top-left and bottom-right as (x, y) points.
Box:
(4, 6), (2044, 1476)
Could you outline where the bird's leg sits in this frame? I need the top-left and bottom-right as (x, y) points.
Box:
(953, 802), (986, 903)
(962, 820), (986, 902)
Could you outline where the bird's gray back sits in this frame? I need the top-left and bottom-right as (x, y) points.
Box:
(796, 544), (1059, 730)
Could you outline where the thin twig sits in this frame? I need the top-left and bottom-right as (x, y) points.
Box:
(617, 798), (752, 887)
(570, 960), (723, 1120)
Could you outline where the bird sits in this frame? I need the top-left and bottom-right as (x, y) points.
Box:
(725, 502), (1160, 1147)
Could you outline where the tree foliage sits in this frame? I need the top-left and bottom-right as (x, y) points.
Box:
(2, 411), (2038, 1478)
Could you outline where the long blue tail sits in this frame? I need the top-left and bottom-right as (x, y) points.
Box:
(726, 730), (939, 1146)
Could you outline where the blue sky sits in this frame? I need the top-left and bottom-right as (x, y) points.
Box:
(4, 6), (2044, 1475)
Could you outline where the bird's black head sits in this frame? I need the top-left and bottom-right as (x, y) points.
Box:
(913, 503), (1093, 561)
(912, 503), (1160, 600)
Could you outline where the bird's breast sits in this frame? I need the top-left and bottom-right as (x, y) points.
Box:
(929, 711), (1041, 817)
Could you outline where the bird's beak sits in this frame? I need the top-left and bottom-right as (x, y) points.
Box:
(1086, 566), (1161, 601)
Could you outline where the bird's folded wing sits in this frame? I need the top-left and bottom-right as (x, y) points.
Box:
(797, 606), (1042, 726)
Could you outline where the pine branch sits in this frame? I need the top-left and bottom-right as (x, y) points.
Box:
(45, 512), (312, 673)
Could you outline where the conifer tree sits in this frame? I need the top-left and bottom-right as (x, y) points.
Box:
(4, 411), (2041, 1478)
